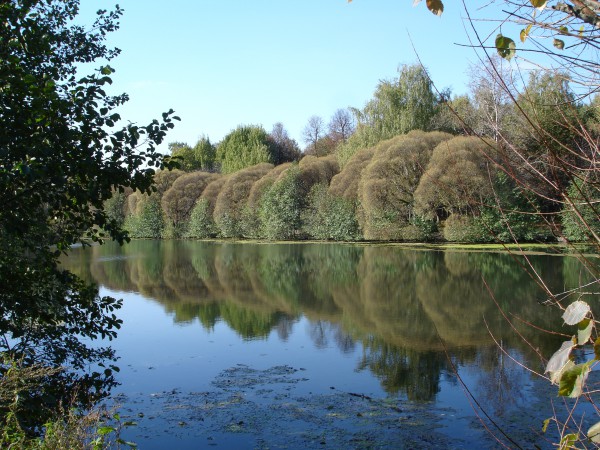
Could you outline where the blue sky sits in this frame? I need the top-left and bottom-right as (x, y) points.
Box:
(78, 1), (483, 151)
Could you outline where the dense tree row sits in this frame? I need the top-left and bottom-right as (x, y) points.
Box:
(105, 131), (560, 243)
(104, 59), (599, 244)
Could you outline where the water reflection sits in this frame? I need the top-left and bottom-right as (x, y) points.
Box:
(62, 241), (589, 404)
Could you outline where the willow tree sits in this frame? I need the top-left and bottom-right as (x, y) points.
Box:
(216, 125), (272, 174)
(213, 163), (274, 237)
(161, 171), (220, 233)
(358, 131), (452, 240)
(337, 64), (438, 165)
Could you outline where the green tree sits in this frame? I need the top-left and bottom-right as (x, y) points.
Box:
(167, 137), (216, 172)
(217, 125), (276, 174)
(337, 64), (438, 165)
(0, 0), (177, 429)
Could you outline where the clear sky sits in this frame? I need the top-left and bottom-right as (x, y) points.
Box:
(78, 0), (483, 152)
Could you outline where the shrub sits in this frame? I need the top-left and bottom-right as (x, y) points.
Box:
(124, 195), (164, 238)
(303, 183), (361, 241)
(161, 171), (219, 228)
(259, 166), (303, 240)
(562, 178), (600, 242)
(244, 163), (293, 238)
(186, 198), (219, 239)
(213, 163), (273, 237)
(358, 132), (451, 240)
(442, 214), (485, 243)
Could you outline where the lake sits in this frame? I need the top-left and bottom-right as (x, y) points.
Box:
(61, 240), (596, 449)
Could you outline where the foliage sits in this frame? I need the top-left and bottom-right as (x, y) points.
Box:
(124, 195), (164, 239)
(303, 184), (361, 241)
(185, 198), (219, 239)
(216, 125), (281, 174)
(168, 137), (216, 172)
(259, 166), (303, 240)
(442, 214), (485, 243)
(0, 362), (137, 449)
(244, 163), (292, 238)
(103, 189), (131, 230)
(561, 177), (600, 241)
(161, 171), (220, 227)
(337, 64), (438, 165)
(358, 131), (452, 240)
(0, 0), (177, 430)
(414, 136), (496, 220)
(476, 172), (551, 242)
(213, 163), (273, 237)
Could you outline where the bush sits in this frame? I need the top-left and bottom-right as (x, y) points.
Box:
(358, 132), (451, 240)
(213, 163), (273, 237)
(442, 214), (485, 243)
(562, 178), (600, 242)
(244, 163), (293, 238)
(259, 166), (303, 240)
(124, 195), (164, 238)
(186, 198), (219, 239)
(161, 171), (219, 227)
(303, 183), (361, 241)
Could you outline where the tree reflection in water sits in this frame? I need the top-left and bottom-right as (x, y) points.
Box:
(63, 240), (589, 407)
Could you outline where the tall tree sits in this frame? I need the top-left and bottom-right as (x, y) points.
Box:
(337, 64), (438, 165)
(328, 108), (356, 144)
(269, 122), (301, 164)
(216, 125), (275, 174)
(302, 115), (325, 153)
(0, 0), (177, 428)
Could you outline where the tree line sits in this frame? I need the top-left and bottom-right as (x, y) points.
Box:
(106, 62), (599, 243)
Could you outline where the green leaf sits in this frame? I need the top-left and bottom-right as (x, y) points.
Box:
(559, 26), (569, 35)
(559, 433), (578, 449)
(529, 0), (547, 10)
(495, 34), (516, 60)
(558, 362), (591, 397)
(96, 426), (115, 436)
(545, 340), (574, 375)
(577, 318), (593, 345)
(563, 300), (590, 325)
(100, 66), (113, 75)
(594, 337), (600, 359)
(426, 0), (443, 16)
(589, 421), (600, 443)
(520, 25), (532, 43)
(554, 38), (565, 50)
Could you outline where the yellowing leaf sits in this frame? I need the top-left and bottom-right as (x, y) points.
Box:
(589, 421), (600, 443)
(577, 318), (593, 345)
(545, 340), (574, 375)
(542, 418), (551, 433)
(426, 0), (443, 16)
(520, 25), (532, 43)
(558, 362), (591, 398)
(562, 300), (590, 325)
(550, 359), (574, 385)
(529, 0), (547, 10)
(495, 34), (516, 60)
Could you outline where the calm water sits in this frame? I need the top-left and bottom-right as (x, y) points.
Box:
(62, 240), (596, 449)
